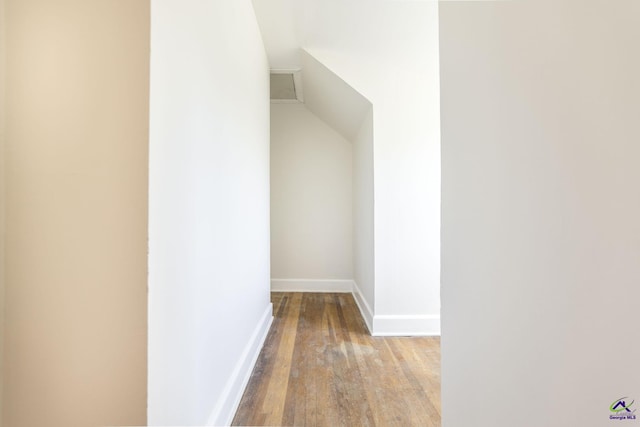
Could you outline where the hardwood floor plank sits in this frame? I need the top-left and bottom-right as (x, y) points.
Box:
(232, 292), (441, 427)
(261, 293), (302, 424)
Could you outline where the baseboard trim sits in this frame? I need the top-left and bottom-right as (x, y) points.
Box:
(372, 314), (441, 337)
(205, 303), (273, 426)
(351, 281), (374, 334)
(270, 279), (441, 336)
(271, 279), (354, 293)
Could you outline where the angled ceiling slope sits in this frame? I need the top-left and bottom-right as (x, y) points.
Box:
(251, 0), (371, 141)
(300, 50), (371, 142)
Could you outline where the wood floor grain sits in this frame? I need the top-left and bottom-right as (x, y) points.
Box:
(232, 293), (441, 427)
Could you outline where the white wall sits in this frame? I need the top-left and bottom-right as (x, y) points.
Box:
(251, 0), (300, 69)
(303, 0), (441, 335)
(148, 1), (272, 425)
(271, 103), (353, 286)
(440, 1), (640, 426)
(3, 1), (149, 426)
(254, 0), (441, 335)
(352, 108), (375, 329)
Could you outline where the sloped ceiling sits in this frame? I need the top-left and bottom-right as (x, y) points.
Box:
(301, 50), (371, 142)
(252, 0), (371, 141)
(251, 0), (309, 69)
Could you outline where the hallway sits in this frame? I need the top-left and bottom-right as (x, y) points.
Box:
(232, 293), (441, 426)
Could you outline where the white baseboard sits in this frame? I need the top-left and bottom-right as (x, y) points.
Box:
(270, 279), (441, 337)
(271, 279), (354, 293)
(372, 314), (441, 337)
(352, 281), (374, 334)
(205, 303), (273, 427)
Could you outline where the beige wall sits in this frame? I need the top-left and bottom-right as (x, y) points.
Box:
(0, 0), (6, 423)
(3, 1), (149, 426)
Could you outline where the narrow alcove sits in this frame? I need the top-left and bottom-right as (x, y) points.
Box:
(268, 53), (375, 330)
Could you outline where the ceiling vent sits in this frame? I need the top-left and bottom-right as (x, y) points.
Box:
(270, 70), (303, 103)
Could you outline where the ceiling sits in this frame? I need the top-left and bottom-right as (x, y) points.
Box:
(251, 0), (308, 69)
(253, 0), (372, 141)
(301, 50), (371, 142)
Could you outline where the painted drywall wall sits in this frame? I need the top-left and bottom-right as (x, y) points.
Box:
(271, 103), (353, 284)
(0, 0), (5, 422)
(304, 1), (441, 334)
(251, 0), (301, 69)
(3, 1), (149, 426)
(148, 1), (272, 425)
(352, 107), (375, 329)
(440, 1), (640, 426)
(254, 0), (441, 335)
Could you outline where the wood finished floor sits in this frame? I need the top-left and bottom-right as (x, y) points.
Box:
(232, 292), (441, 427)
